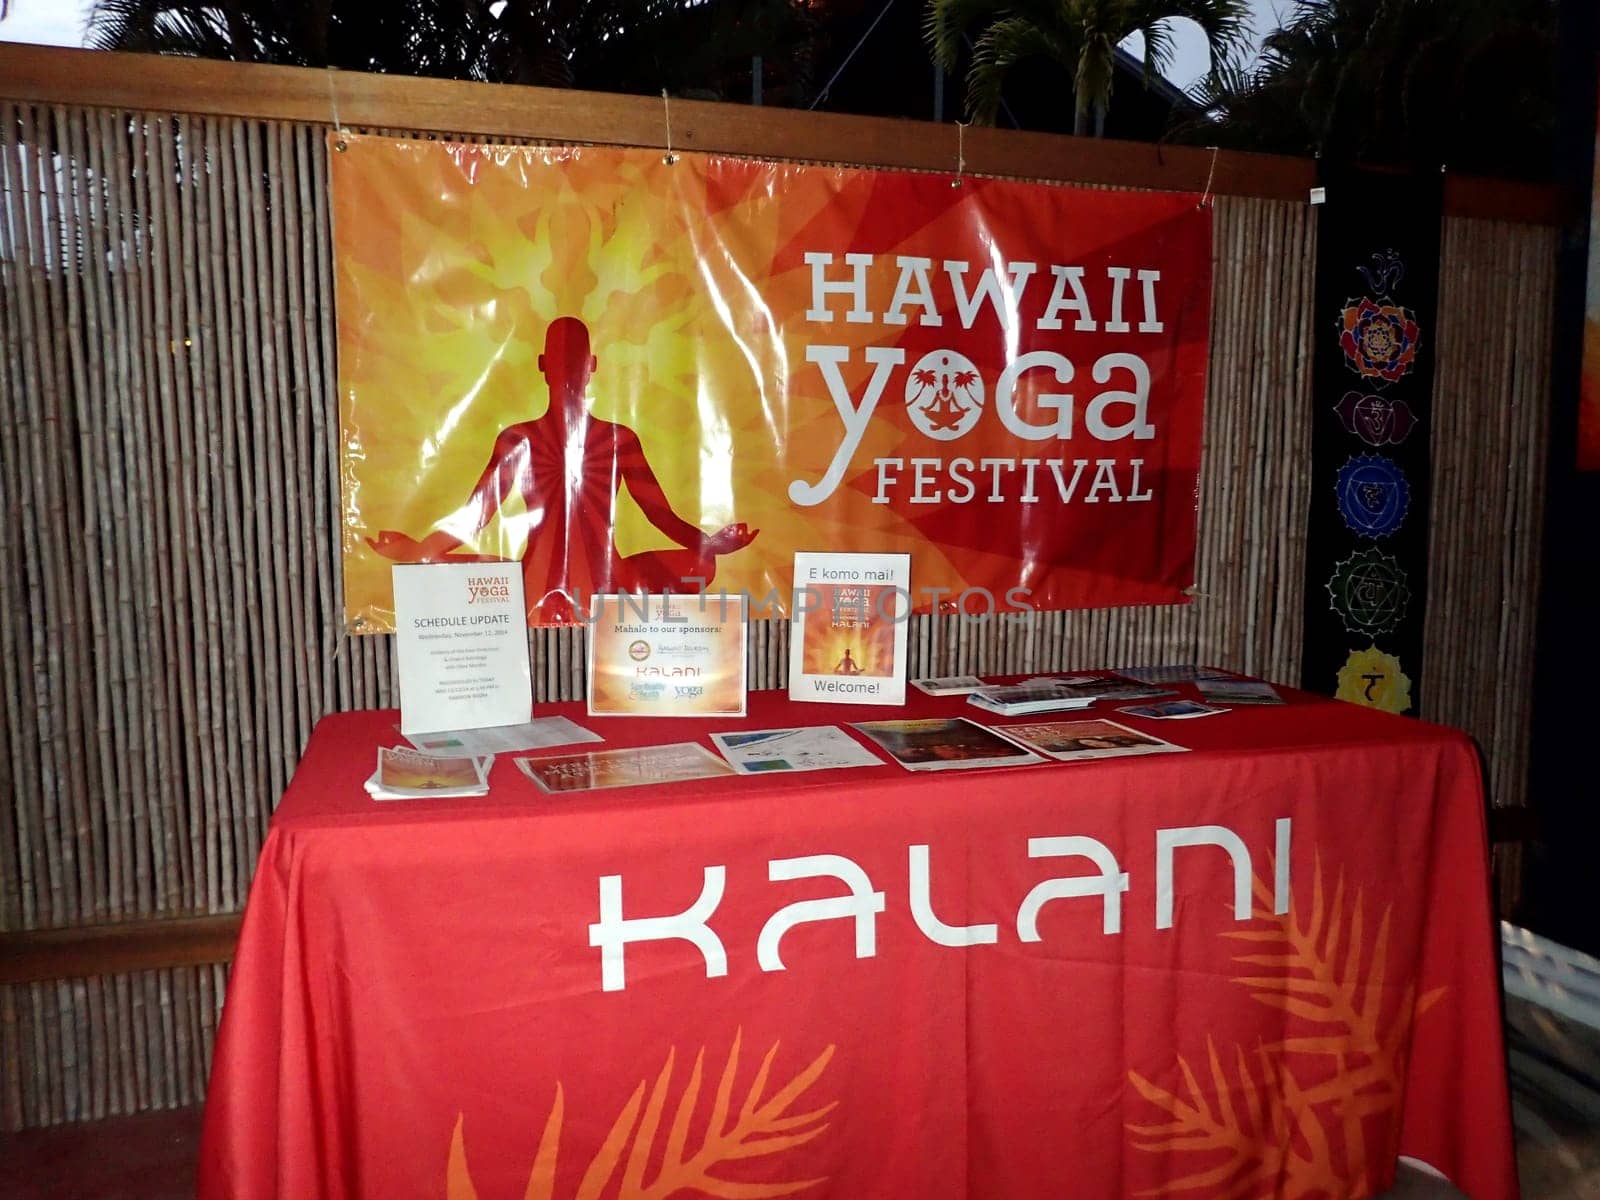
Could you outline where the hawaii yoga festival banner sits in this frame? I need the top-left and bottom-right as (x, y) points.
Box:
(332, 136), (1212, 629)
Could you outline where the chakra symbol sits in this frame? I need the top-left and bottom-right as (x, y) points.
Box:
(1338, 297), (1420, 386)
(905, 350), (985, 440)
(1326, 547), (1411, 637)
(1357, 249), (1406, 296)
(1336, 455), (1409, 539)
(1335, 645), (1413, 714)
(1335, 391), (1418, 447)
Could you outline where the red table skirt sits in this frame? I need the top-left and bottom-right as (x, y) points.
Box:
(198, 686), (1517, 1200)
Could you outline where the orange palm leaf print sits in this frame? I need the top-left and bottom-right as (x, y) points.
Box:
(1128, 858), (1448, 1199)
(448, 1029), (836, 1200)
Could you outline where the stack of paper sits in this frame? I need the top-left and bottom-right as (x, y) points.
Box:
(967, 678), (1173, 716)
(910, 675), (987, 696)
(365, 746), (491, 800)
(1197, 679), (1284, 705)
(1113, 664), (1237, 685)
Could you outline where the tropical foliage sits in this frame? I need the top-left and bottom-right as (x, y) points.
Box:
(87, 0), (820, 101)
(923, 0), (1248, 136)
(1178, 0), (1558, 179)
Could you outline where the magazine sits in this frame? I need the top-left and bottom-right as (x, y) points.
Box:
(995, 718), (1188, 762)
(851, 718), (1047, 772)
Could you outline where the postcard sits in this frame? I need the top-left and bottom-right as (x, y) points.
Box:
(1118, 700), (1225, 720)
(710, 726), (885, 774)
(910, 675), (986, 696)
(851, 717), (1046, 772)
(995, 718), (1188, 762)
(588, 593), (747, 718)
(789, 552), (912, 706)
(405, 716), (601, 758)
(514, 742), (735, 794)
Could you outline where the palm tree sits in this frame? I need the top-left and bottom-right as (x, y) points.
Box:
(924, 0), (1248, 136)
(1176, 0), (1556, 179)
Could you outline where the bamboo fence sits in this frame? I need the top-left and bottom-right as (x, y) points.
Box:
(0, 94), (1554, 1129)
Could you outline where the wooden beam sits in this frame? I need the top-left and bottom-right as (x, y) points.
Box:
(0, 915), (242, 985)
(0, 42), (1564, 224)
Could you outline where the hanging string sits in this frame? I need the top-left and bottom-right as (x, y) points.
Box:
(328, 67), (348, 152)
(661, 89), (677, 165)
(953, 121), (968, 188)
(1198, 145), (1219, 209)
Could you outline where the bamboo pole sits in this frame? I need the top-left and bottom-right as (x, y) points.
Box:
(0, 102), (44, 938)
(8, 105), (70, 930)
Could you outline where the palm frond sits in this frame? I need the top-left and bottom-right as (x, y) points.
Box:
(964, 14), (1058, 124)
(923, 0), (1011, 72)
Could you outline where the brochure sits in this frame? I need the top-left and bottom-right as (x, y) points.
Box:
(393, 562), (533, 736)
(1118, 700), (1226, 720)
(710, 726), (885, 774)
(515, 742), (736, 794)
(1197, 679), (1285, 705)
(366, 746), (491, 800)
(405, 717), (601, 758)
(851, 718), (1046, 772)
(967, 679), (1173, 717)
(789, 552), (912, 706)
(910, 675), (986, 697)
(588, 593), (747, 718)
(1113, 664), (1238, 685)
(995, 718), (1188, 762)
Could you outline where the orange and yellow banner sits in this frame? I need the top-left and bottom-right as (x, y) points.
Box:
(332, 135), (1211, 628)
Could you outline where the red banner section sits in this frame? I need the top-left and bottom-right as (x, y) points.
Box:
(333, 140), (1212, 626)
(199, 691), (1515, 1199)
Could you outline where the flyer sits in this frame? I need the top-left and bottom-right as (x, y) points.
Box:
(710, 726), (885, 774)
(404, 717), (601, 758)
(514, 743), (736, 794)
(393, 562), (533, 736)
(789, 551), (911, 706)
(851, 717), (1045, 772)
(996, 718), (1188, 762)
(588, 593), (747, 718)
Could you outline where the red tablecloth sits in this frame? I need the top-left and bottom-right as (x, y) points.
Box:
(197, 684), (1517, 1200)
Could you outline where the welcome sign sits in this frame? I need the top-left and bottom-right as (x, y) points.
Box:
(332, 136), (1212, 628)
